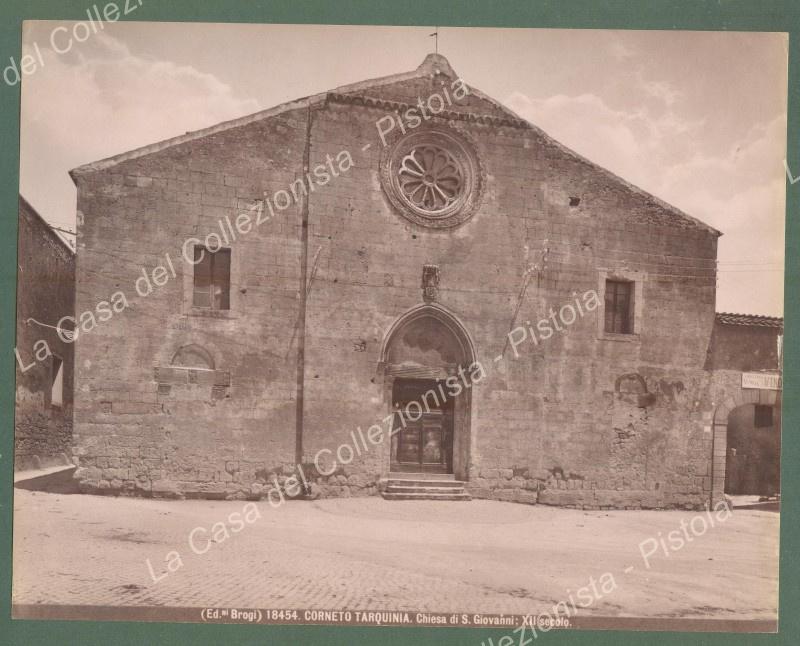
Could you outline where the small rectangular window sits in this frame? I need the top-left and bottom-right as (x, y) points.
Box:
(604, 279), (634, 334)
(754, 404), (773, 428)
(193, 246), (231, 310)
(51, 356), (64, 408)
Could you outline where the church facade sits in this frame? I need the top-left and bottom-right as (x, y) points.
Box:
(68, 54), (725, 509)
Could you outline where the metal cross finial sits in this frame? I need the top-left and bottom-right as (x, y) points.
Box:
(429, 28), (438, 54)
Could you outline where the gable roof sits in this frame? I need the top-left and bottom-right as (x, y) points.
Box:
(69, 53), (720, 236)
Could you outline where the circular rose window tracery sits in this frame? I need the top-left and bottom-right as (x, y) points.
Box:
(397, 145), (464, 214)
(381, 128), (482, 228)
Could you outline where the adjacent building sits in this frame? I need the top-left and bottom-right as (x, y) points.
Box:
(15, 196), (75, 470)
(705, 312), (783, 501)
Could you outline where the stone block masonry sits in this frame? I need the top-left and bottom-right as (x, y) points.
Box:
(15, 197), (76, 470)
(69, 54), (721, 509)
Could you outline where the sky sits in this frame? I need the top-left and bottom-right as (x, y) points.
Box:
(18, 23), (788, 316)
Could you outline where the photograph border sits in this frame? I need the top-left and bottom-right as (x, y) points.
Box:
(1, 1), (797, 644)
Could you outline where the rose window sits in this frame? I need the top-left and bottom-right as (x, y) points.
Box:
(380, 128), (482, 229)
(397, 145), (465, 214)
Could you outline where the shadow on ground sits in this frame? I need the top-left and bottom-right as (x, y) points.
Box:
(14, 466), (80, 494)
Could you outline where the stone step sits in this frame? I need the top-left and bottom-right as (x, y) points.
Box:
(386, 479), (465, 488)
(381, 491), (472, 501)
(382, 471), (471, 500)
(386, 484), (467, 495)
(388, 472), (456, 481)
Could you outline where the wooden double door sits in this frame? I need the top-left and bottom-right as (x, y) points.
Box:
(390, 378), (454, 473)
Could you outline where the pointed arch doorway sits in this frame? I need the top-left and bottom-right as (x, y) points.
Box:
(379, 305), (475, 479)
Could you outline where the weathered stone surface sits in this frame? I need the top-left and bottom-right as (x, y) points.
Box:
(151, 479), (184, 499)
(68, 54), (733, 509)
(15, 198), (75, 470)
(538, 489), (588, 507)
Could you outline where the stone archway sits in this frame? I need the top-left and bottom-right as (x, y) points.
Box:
(711, 387), (780, 505)
(378, 304), (476, 479)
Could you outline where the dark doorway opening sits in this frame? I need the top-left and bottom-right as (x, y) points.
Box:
(390, 378), (454, 473)
(725, 403), (781, 496)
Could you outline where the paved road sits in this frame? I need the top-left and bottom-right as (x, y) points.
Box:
(12, 490), (778, 619)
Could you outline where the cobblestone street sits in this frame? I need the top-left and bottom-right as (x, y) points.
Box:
(12, 490), (778, 620)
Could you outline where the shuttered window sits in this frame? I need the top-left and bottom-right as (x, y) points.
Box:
(754, 404), (774, 428)
(604, 279), (634, 334)
(192, 246), (231, 310)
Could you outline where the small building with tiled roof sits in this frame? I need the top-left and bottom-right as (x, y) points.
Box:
(705, 311), (782, 501)
(707, 312), (783, 373)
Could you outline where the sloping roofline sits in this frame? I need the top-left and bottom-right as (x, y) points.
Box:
(68, 53), (721, 237)
(19, 195), (75, 256)
(68, 54), (466, 180)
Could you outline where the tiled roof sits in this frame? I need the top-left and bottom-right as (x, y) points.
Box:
(716, 312), (784, 328)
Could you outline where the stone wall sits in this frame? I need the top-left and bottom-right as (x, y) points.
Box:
(706, 319), (781, 371)
(71, 60), (720, 508)
(71, 108), (309, 497)
(15, 197), (75, 470)
(299, 76), (718, 509)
